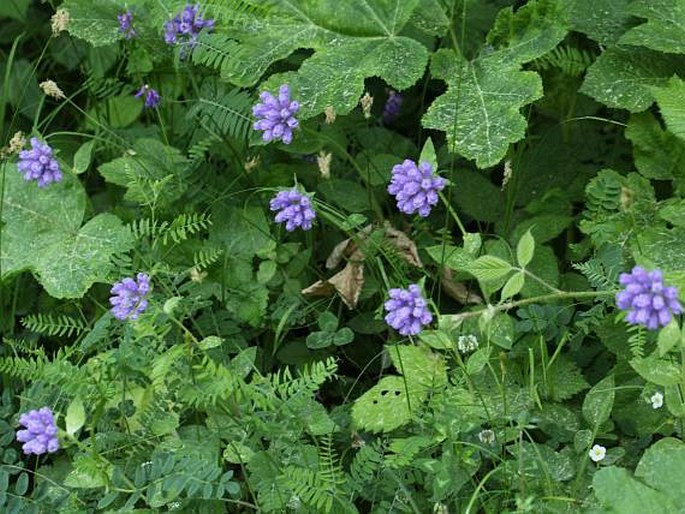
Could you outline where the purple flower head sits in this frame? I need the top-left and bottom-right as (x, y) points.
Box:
(388, 159), (446, 217)
(16, 407), (59, 456)
(118, 10), (135, 39)
(384, 284), (433, 336)
(110, 273), (151, 321)
(616, 266), (682, 330)
(135, 84), (160, 108)
(383, 90), (403, 123)
(17, 138), (62, 187)
(270, 188), (316, 231)
(164, 4), (214, 57)
(252, 85), (300, 144)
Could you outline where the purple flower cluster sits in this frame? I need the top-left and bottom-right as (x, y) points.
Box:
(118, 10), (135, 39)
(616, 266), (682, 330)
(135, 84), (161, 108)
(270, 189), (316, 231)
(110, 273), (151, 321)
(164, 4), (214, 56)
(383, 91), (403, 123)
(253, 85), (300, 144)
(384, 284), (433, 336)
(388, 159), (446, 217)
(16, 407), (59, 455)
(17, 138), (62, 187)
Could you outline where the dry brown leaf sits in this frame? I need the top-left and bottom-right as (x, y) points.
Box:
(301, 262), (364, 309)
(384, 224), (423, 268)
(441, 267), (482, 305)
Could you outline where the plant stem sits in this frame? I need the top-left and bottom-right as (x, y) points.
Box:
(446, 290), (615, 322)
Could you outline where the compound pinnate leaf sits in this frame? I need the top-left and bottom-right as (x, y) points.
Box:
(580, 46), (685, 112)
(620, 0), (685, 54)
(1, 165), (133, 298)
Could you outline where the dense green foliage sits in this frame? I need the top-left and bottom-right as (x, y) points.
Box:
(2, 0), (685, 512)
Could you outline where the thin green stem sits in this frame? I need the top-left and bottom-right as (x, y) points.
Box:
(447, 290), (615, 323)
(438, 190), (466, 236)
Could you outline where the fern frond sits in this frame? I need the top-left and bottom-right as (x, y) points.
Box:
(188, 134), (222, 162)
(349, 439), (385, 493)
(22, 313), (88, 338)
(271, 358), (338, 402)
(533, 44), (596, 77)
(129, 212), (212, 245)
(628, 324), (646, 359)
(192, 245), (224, 271)
(186, 87), (253, 141)
(0, 355), (47, 381)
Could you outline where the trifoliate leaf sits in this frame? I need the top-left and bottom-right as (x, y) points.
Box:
(1, 166), (132, 298)
(620, 0), (685, 54)
(652, 76), (685, 141)
(580, 47), (685, 112)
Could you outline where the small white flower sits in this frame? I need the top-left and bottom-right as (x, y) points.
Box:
(649, 391), (664, 409)
(478, 429), (495, 445)
(39, 79), (66, 100)
(457, 334), (479, 354)
(51, 8), (70, 35)
(589, 444), (606, 463)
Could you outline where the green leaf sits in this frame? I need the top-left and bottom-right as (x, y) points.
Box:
(388, 344), (447, 390)
(568, 0), (637, 44)
(652, 76), (685, 141)
(500, 271), (525, 300)
(582, 374), (615, 428)
(65, 397), (86, 436)
(452, 168), (505, 222)
(0, 167), (133, 298)
(210, 205), (276, 259)
(658, 319), (681, 356)
(352, 376), (423, 433)
(620, 0), (685, 54)
(465, 255), (513, 282)
(63, 0), (123, 47)
(198, 336), (223, 350)
(626, 112), (685, 180)
(227, 0), (428, 118)
(580, 47), (685, 112)
(520, 244), (559, 298)
(630, 353), (681, 386)
(423, 0), (566, 167)
(463, 232), (482, 256)
(425, 244), (475, 271)
(423, 50), (543, 168)
(72, 140), (94, 175)
(0, 0), (30, 22)
(419, 330), (455, 350)
(318, 311), (338, 332)
(466, 347), (491, 376)
(419, 137), (438, 170)
(332, 327), (354, 346)
(98, 139), (190, 208)
(593, 467), (677, 513)
(306, 331), (334, 350)
(635, 438), (685, 509)
(516, 229), (535, 267)
(318, 179), (371, 213)
(482, 312), (515, 350)
(659, 199), (685, 227)
(634, 227), (685, 297)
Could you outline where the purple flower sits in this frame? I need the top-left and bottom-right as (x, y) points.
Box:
(252, 85), (300, 144)
(384, 284), (433, 336)
(118, 10), (135, 39)
(164, 3), (214, 57)
(383, 90), (402, 123)
(270, 189), (316, 231)
(16, 138), (62, 187)
(135, 84), (160, 108)
(388, 159), (446, 217)
(110, 273), (151, 321)
(616, 266), (682, 330)
(16, 407), (59, 455)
